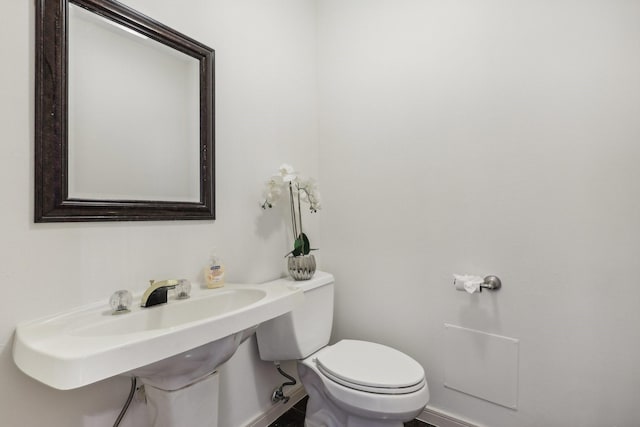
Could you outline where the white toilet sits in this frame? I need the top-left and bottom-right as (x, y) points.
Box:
(256, 272), (429, 427)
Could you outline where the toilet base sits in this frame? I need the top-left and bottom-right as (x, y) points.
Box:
(304, 388), (406, 427)
(299, 360), (425, 427)
(305, 411), (405, 427)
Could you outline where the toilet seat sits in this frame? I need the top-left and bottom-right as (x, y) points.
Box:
(314, 340), (426, 395)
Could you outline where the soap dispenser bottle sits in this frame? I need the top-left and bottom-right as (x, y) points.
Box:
(204, 251), (225, 289)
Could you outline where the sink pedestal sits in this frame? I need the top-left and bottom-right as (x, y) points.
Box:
(144, 371), (220, 427)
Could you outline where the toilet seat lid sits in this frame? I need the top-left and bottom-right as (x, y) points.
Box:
(315, 340), (425, 394)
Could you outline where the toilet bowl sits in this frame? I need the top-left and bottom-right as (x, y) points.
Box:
(256, 272), (429, 427)
(299, 340), (429, 427)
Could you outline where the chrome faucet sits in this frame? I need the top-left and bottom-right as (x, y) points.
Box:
(140, 279), (179, 307)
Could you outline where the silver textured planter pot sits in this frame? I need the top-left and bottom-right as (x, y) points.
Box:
(287, 254), (316, 280)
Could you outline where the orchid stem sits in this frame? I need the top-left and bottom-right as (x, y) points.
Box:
(289, 183), (298, 239)
(297, 186), (303, 235)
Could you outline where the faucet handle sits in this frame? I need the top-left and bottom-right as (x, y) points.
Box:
(109, 290), (133, 315)
(175, 279), (191, 299)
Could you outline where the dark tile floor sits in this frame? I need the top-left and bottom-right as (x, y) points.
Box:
(268, 396), (433, 427)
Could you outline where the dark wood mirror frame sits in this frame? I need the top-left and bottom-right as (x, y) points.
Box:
(35, 0), (215, 222)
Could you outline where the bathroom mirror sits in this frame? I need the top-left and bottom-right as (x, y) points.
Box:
(35, 0), (215, 222)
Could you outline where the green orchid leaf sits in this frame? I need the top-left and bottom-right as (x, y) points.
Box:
(299, 233), (311, 255)
(291, 238), (303, 257)
(287, 233), (311, 257)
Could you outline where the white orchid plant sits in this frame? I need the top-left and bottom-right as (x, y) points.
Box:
(261, 164), (321, 257)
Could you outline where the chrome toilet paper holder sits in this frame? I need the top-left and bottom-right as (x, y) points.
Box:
(480, 275), (502, 291)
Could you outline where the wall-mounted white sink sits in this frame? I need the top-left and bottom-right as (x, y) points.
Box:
(13, 279), (302, 391)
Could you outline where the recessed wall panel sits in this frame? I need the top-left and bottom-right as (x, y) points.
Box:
(444, 324), (519, 409)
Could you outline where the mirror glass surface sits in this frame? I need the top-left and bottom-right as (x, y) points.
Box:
(68, 4), (200, 202)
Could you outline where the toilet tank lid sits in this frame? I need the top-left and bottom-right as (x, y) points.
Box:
(287, 271), (334, 292)
(315, 339), (425, 390)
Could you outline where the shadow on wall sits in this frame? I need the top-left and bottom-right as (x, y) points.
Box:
(256, 201), (288, 241)
(457, 292), (502, 333)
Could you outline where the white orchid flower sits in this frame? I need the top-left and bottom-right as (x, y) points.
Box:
(260, 164), (320, 257)
(261, 175), (284, 208)
(308, 193), (321, 212)
(297, 177), (322, 212)
(278, 163), (297, 182)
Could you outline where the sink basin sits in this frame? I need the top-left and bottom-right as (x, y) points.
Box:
(72, 288), (266, 336)
(13, 279), (302, 390)
(127, 326), (258, 391)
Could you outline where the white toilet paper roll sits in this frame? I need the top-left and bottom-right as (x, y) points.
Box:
(453, 274), (484, 294)
(453, 276), (466, 291)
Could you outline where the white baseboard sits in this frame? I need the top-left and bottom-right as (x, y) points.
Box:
(418, 406), (481, 427)
(246, 385), (307, 427)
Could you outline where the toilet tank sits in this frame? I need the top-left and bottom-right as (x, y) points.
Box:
(256, 272), (334, 361)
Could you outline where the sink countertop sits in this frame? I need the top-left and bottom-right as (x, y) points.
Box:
(13, 276), (305, 390)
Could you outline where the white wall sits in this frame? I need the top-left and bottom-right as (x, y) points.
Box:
(6, 1), (640, 426)
(317, 1), (640, 426)
(0, 0), (318, 426)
